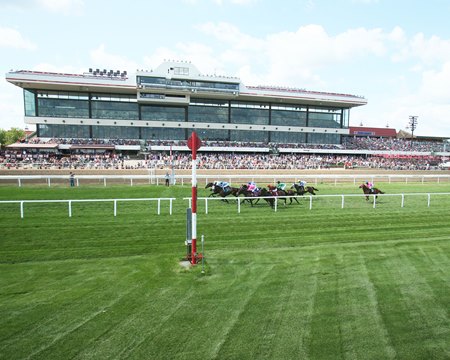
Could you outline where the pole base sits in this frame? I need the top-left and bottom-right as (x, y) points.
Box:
(183, 252), (203, 265)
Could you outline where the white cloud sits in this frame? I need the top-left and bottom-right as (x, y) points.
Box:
(31, 63), (82, 74)
(0, 26), (36, 50)
(0, 81), (25, 130)
(90, 44), (139, 73)
(35, 0), (84, 15)
(203, 23), (389, 88)
(420, 61), (450, 103)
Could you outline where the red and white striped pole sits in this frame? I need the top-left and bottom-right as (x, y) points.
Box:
(187, 132), (202, 264)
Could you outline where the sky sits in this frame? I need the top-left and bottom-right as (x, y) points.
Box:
(1, 0), (450, 137)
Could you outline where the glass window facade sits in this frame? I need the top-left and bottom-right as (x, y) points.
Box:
(270, 131), (306, 144)
(308, 133), (340, 144)
(141, 127), (185, 140)
(141, 105), (185, 122)
(38, 124), (90, 138)
(137, 76), (239, 93)
(188, 99), (229, 123)
(37, 91), (89, 118)
(92, 126), (139, 139)
(271, 105), (307, 127)
(230, 102), (269, 125)
(230, 130), (268, 143)
(91, 101), (138, 120)
(24, 89), (36, 116)
(25, 87), (354, 144)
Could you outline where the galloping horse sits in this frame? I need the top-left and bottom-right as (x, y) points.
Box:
(205, 182), (239, 202)
(359, 183), (385, 201)
(292, 183), (319, 196)
(267, 185), (299, 205)
(237, 184), (274, 208)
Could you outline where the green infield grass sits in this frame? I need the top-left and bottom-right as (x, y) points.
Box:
(0, 182), (449, 359)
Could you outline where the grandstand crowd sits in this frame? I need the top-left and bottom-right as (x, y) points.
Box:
(15, 137), (450, 152)
(0, 136), (448, 171)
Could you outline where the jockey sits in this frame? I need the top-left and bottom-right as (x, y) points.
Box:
(298, 180), (307, 191)
(365, 181), (374, 193)
(268, 184), (278, 195)
(214, 180), (230, 191)
(247, 181), (257, 193)
(276, 181), (286, 191)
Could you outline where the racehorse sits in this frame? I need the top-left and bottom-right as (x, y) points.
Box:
(237, 184), (274, 208)
(266, 185), (299, 205)
(359, 183), (385, 201)
(205, 182), (239, 202)
(291, 183), (319, 196)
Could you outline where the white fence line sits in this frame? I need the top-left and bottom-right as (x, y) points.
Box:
(185, 192), (450, 213)
(0, 198), (176, 218)
(1, 173), (450, 187)
(2, 192), (450, 218)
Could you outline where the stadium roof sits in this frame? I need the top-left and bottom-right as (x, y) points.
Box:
(6, 61), (367, 108)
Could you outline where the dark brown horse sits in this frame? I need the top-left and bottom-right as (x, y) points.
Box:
(267, 185), (299, 204)
(236, 184), (274, 208)
(359, 183), (385, 201)
(205, 182), (239, 202)
(292, 183), (319, 196)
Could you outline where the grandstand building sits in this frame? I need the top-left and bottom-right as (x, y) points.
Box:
(6, 60), (367, 145)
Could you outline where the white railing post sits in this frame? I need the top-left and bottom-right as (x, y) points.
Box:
(170, 199), (173, 215)
(309, 196), (312, 210)
(274, 198), (278, 212)
(18, 178), (21, 187)
(401, 194), (405, 208)
(48, 177), (51, 187)
(114, 200), (117, 217)
(205, 198), (208, 215)
(341, 195), (345, 209)
(427, 193), (430, 207)
(238, 198), (241, 214)
(373, 195), (376, 208)
(20, 201), (24, 219)
(76, 178), (79, 187)
(130, 178), (133, 186)
(104, 178), (106, 187)
(157, 199), (161, 215)
(68, 200), (72, 217)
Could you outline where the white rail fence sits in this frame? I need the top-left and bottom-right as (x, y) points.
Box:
(1, 173), (450, 187)
(0, 198), (176, 219)
(188, 192), (450, 212)
(1, 193), (450, 218)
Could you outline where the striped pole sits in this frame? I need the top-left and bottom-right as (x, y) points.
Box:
(187, 132), (202, 264)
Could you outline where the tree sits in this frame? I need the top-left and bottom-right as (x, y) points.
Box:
(0, 127), (26, 147)
(0, 129), (6, 146)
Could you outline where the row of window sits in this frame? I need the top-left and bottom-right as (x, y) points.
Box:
(37, 124), (341, 144)
(25, 90), (346, 127)
(137, 76), (240, 91)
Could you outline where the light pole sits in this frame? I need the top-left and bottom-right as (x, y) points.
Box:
(408, 116), (418, 140)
